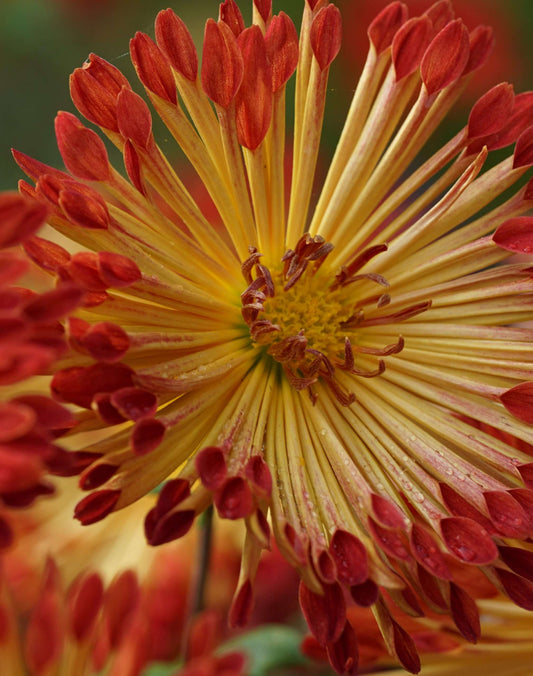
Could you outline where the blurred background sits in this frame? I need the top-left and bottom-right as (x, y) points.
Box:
(1, 0), (533, 190)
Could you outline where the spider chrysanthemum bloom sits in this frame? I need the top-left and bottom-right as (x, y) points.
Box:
(11, 0), (533, 672)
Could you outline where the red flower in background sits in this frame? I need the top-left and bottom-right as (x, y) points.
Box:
(0, 193), (83, 548)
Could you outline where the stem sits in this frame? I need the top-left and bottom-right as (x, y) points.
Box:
(192, 504), (214, 615)
(181, 505), (215, 660)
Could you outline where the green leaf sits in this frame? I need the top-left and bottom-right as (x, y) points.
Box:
(220, 624), (311, 676)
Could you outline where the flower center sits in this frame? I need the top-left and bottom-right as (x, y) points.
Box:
(261, 271), (352, 357)
(240, 235), (427, 405)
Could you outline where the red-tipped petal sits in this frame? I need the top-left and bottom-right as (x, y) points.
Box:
(484, 490), (530, 538)
(0, 253), (27, 284)
(154, 478), (191, 521)
(493, 217), (533, 254)
(68, 252), (108, 291)
(214, 476), (254, 519)
(440, 482), (496, 533)
(130, 417), (166, 456)
(424, 0), (454, 33)
(201, 19), (243, 107)
(416, 563), (447, 609)
(392, 16), (432, 81)
(519, 462), (533, 489)
(350, 579), (379, 607)
(495, 568), (533, 610)
(499, 546), (533, 583)
(93, 393), (128, 425)
(368, 518), (410, 560)
(421, 19), (469, 95)
(68, 572), (104, 642)
(104, 570), (140, 647)
(219, 0), (245, 37)
(326, 621), (358, 676)
(195, 446), (227, 491)
(74, 489), (121, 525)
(265, 12), (299, 93)
(299, 581), (346, 645)
(13, 395), (75, 434)
(367, 2), (408, 55)
(243, 455), (272, 498)
(501, 382), (533, 424)
(116, 87), (152, 149)
(130, 32), (177, 104)
(371, 493), (407, 529)
(0, 192), (49, 248)
(253, 0), (271, 23)
(229, 579), (254, 628)
(410, 524), (451, 579)
(391, 619), (421, 674)
(329, 530), (368, 586)
(110, 387), (157, 421)
(464, 25), (494, 75)
(24, 561), (64, 674)
(55, 112), (110, 181)
(24, 236), (70, 272)
(12, 148), (70, 183)
(440, 516), (497, 564)
(51, 363), (135, 408)
(147, 509), (195, 546)
(70, 54), (130, 131)
(514, 125), (533, 168)
(310, 4), (342, 71)
(97, 251), (141, 287)
(79, 463), (118, 491)
(0, 402), (36, 442)
(235, 26), (272, 150)
(82, 322), (130, 362)
(449, 583), (480, 643)
(468, 83), (515, 139)
(23, 284), (83, 322)
(155, 9), (198, 81)
(59, 185), (110, 230)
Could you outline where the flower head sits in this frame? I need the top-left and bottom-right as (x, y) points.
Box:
(10, 0), (533, 673)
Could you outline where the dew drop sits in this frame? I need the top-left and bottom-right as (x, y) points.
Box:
(454, 544), (476, 562)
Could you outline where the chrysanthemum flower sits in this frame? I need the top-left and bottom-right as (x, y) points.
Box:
(0, 193), (82, 548)
(10, 0), (533, 673)
(0, 488), (252, 675)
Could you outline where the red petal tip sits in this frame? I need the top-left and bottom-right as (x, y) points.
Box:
(367, 2), (408, 55)
(310, 4), (342, 71)
(201, 19), (243, 107)
(74, 489), (120, 525)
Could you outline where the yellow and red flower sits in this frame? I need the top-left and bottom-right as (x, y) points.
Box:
(7, 1), (533, 673)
